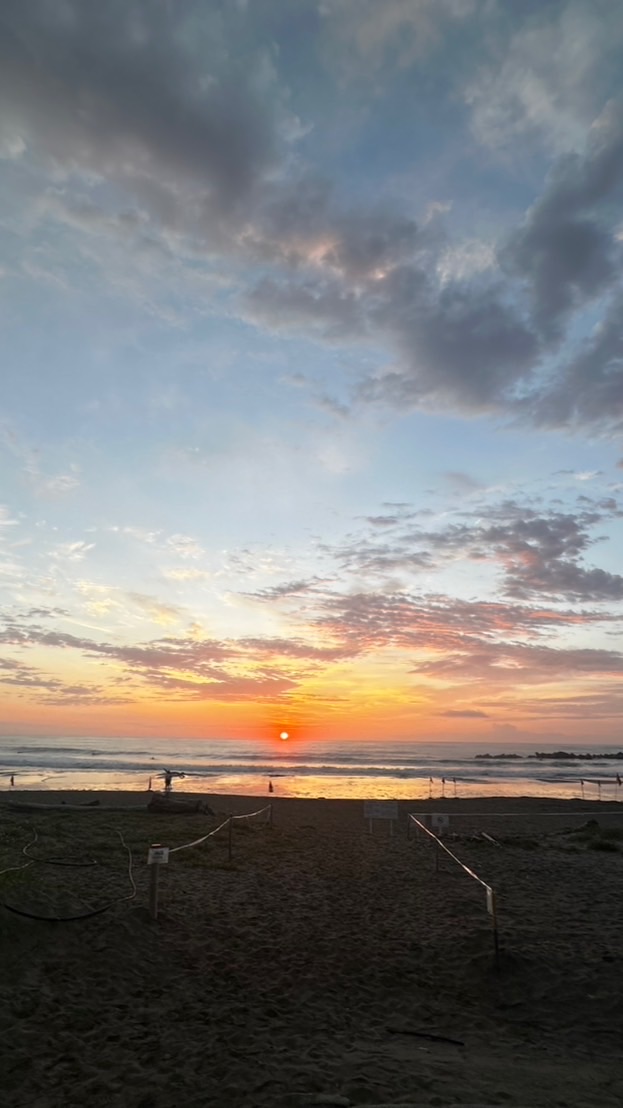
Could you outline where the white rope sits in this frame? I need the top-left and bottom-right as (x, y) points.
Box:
(0, 859), (34, 879)
(409, 814), (492, 893)
(0, 829), (38, 879)
(169, 817), (231, 854)
(415, 809), (621, 817)
(168, 804), (272, 855)
(230, 804), (271, 821)
(115, 829), (137, 902)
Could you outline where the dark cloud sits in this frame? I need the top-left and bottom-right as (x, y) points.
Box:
(0, 654), (128, 705)
(245, 100), (623, 431)
(17, 606), (70, 619)
(119, 668), (298, 702)
(246, 276), (365, 341)
(237, 636), (352, 663)
(440, 709), (489, 718)
(418, 639), (623, 684)
(515, 291), (623, 431)
(498, 97), (623, 346)
(0, 619), (350, 703)
(2, 0), (623, 436)
(0, 0), (283, 224)
(246, 579), (326, 601)
(326, 496), (623, 602)
(366, 274), (540, 413)
(310, 590), (615, 662)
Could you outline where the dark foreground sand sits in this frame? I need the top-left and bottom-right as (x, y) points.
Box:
(1, 793), (622, 1107)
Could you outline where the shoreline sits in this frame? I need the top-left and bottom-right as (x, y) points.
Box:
(2, 788), (622, 819)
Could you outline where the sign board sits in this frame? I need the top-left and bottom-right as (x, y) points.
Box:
(147, 845), (170, 865)
(363, 801), (398, 820)
(431, 813), (450, 833)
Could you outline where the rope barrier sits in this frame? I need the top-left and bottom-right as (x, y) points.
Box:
(409, 816), (490, 889)
(0, 859), (34, 879)
(231, 804), (272, 821)
(409, 813), (500, 968)
(169, 816), (231, 854)
(0, 829), (38, 879)
(169, 804), (272, 854)
(0, 829), (136, 922)
(22, 829), (98, 867)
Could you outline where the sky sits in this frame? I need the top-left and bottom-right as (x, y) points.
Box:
(1, 0), (623, 745)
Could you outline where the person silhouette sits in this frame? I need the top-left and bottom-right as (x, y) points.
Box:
(268, 779), (274, 794)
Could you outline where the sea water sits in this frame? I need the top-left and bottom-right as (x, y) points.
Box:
(0, 735), (622, 800)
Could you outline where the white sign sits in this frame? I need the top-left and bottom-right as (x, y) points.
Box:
(364, 800), (398, 820)
(431, 813), (450, 833)
(148, 846), (170, 865)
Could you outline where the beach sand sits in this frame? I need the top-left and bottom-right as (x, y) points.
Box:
(1, 793), (622, 1107)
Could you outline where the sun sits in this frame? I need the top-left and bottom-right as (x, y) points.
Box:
(279, 731), (289, 741)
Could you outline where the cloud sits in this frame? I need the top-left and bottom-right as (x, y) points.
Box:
(465, 2), (623, 153)
(319, 0), (476, 76)
(2, 0), (623, 443)
(246, 579), (326, 601)
(0, 0), (287, 226)
(1, 424), (80, 498)
(310, 589), (616, 658)
(0, 617), (338, 704)
(515, 290), (623, 431)
(418, 639), (623, 682)
(51, 541), (95, 563)
(125, 592), (185, 627)
(441, 471), (483, 493)
(325, 495), (623, 602)
(499, 100), (623, 337)
(440, 708), (489, 718)
(0, 654), (129, 705)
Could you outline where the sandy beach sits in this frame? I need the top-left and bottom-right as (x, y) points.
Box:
(1, 792), (622, 1107)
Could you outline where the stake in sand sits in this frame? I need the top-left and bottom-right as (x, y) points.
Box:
(147, 844), (169, 920)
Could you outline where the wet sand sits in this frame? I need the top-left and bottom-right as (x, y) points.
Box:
(1, 793), (622, 1107)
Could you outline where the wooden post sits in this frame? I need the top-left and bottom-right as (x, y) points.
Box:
(228, 815), (233, 861)
(149, 847), (160, 921)
(487, 888), (500, 971)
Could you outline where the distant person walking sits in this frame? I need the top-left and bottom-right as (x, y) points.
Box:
(148, 776), (152, 791)
(268, 779), (274, 794)
(10, 775), (14, 787)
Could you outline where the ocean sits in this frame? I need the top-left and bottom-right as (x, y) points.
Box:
(0, 735), (622, 801)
